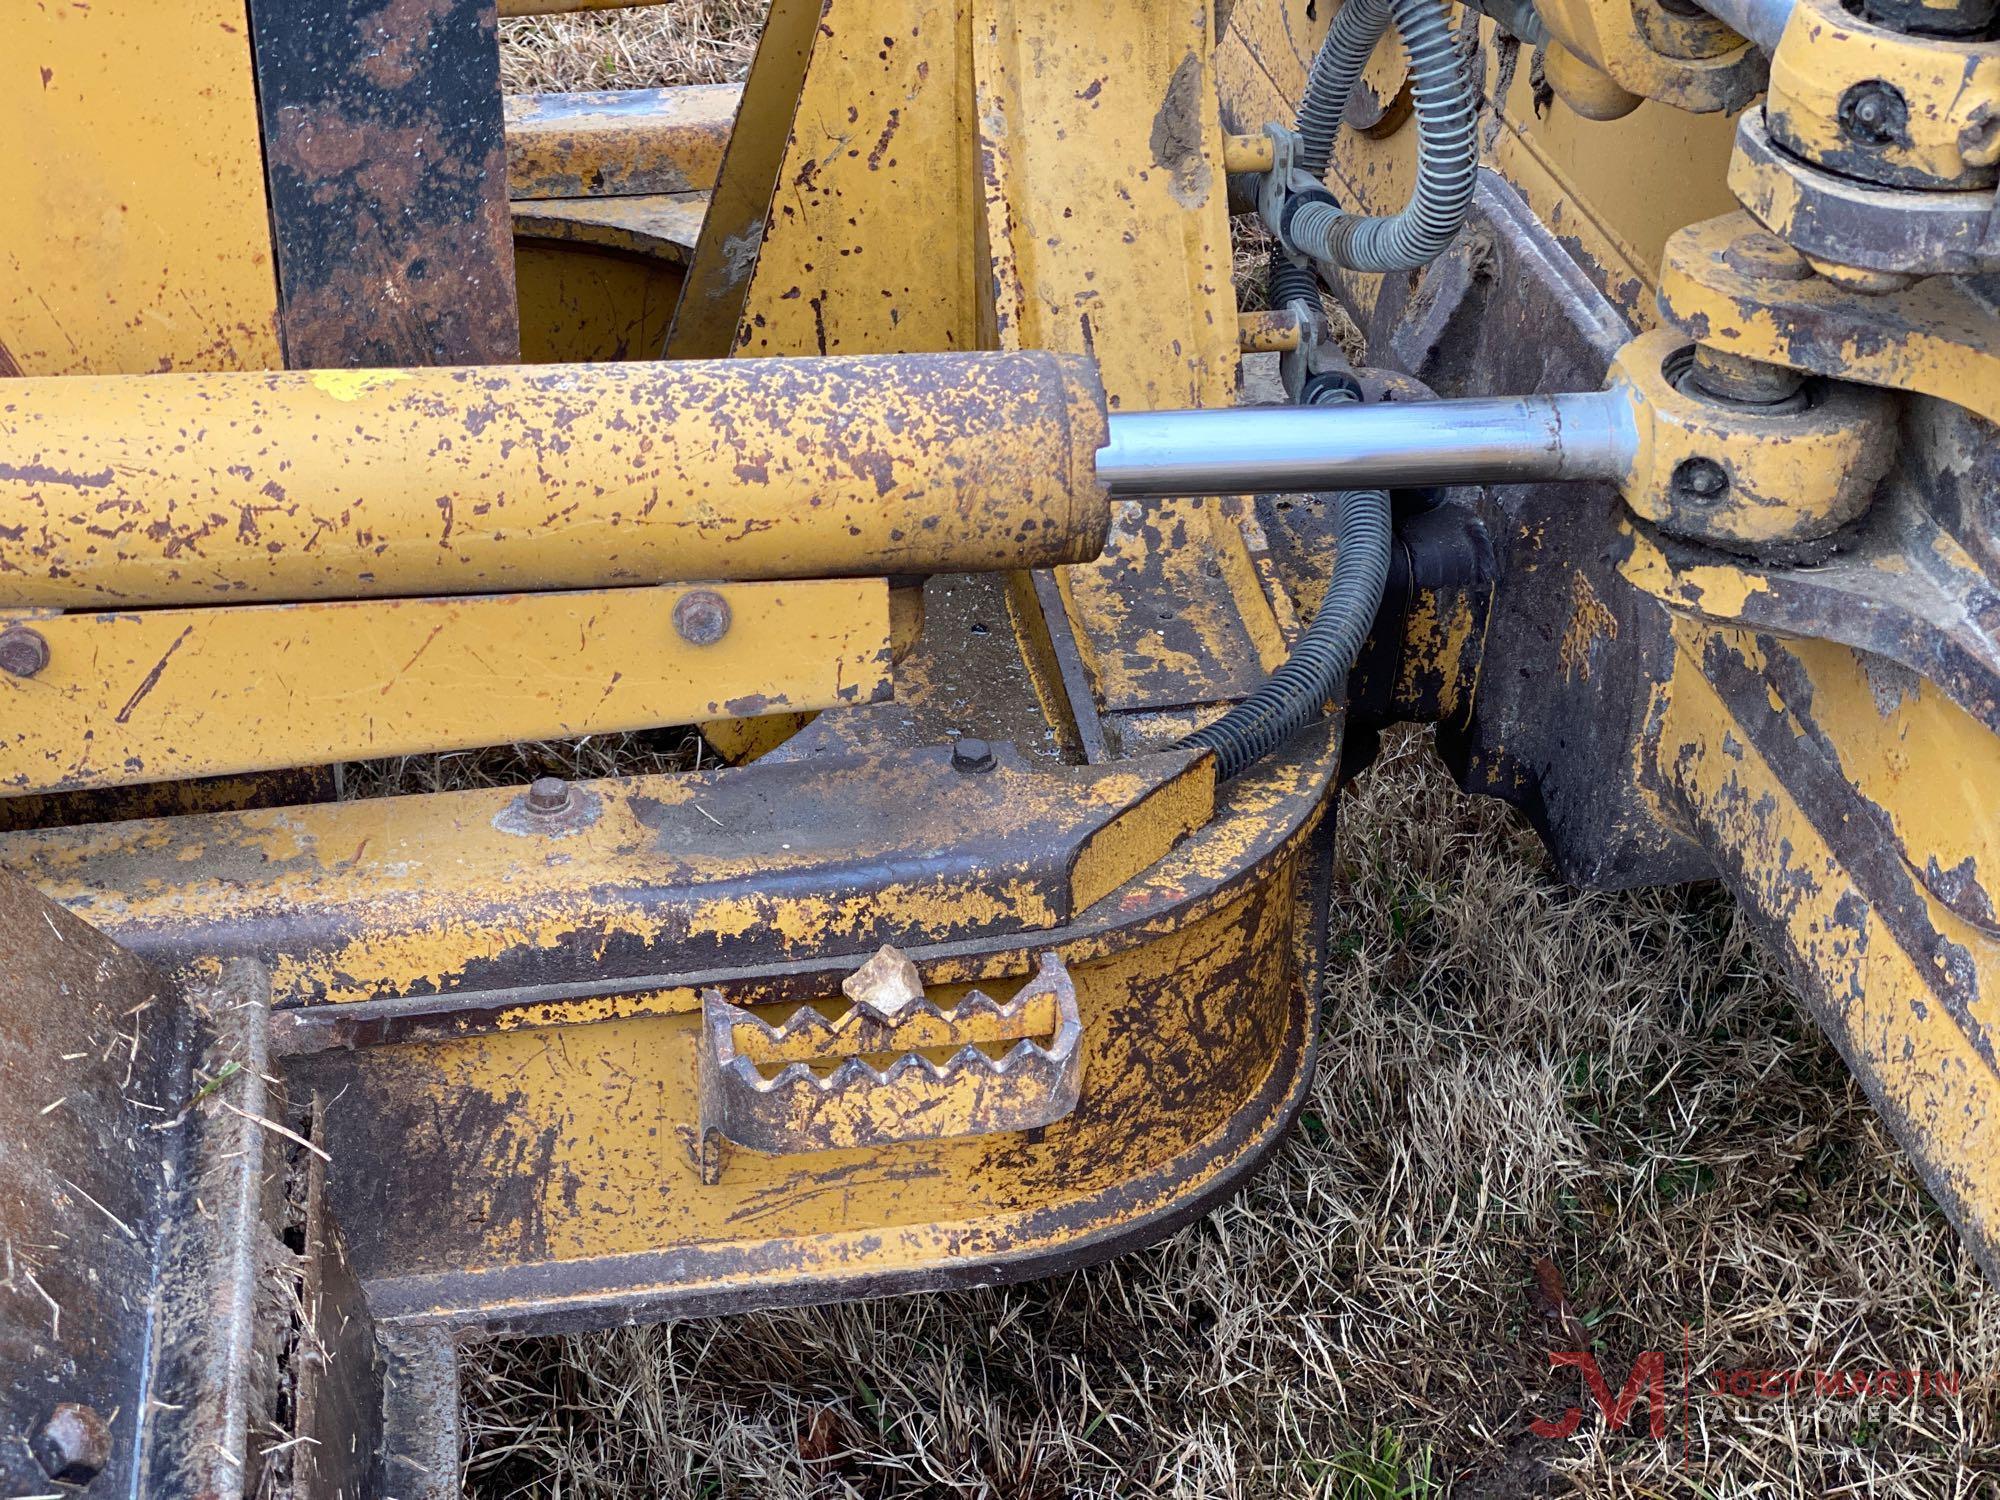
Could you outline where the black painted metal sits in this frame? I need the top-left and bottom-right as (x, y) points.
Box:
(246, 0), (521, 367)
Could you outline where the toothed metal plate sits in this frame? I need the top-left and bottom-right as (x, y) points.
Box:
(698, 951), (1083, 1175)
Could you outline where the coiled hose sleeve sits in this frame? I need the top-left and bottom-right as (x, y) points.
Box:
(1286, 0), (1477, 272)
(1175, 382), (1393, 780)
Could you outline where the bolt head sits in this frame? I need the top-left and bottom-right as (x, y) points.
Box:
(525, 776), (572, 814)
(1838, 80), (1906, 147)
(672, 590), (732, 647)
(950, 736), (996, 773)
(34, 1403), (110, 1483)
(1723, 232), (1811, 283)
(0, 626), (50, 678)
(1673, 457), (1730, 502)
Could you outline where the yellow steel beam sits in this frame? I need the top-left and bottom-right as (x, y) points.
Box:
(0, 744), (1229, 1005)
(0, 351), (1110, 609)
(0, 0), (282, 375)
(0, 580), (893, 797)
(726, 0), (982, 358)
(505, 86), (743, 200)
(975, 0), (1287, 729)
(1659, 621), (2000, 1282)
(665, 0), (830, 357)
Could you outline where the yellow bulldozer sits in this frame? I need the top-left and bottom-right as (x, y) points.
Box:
(1, 0), (1994, 1489)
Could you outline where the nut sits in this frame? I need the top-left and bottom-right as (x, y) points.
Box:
(672, 590), (732, 647)
(0, 626), (50, 678)
(950, 736), (996, 773)
(1837, 80), (1908, 148)
(525, 776), (572, 815)
(1672, 456), (1730, 502)
(34, 1403), (110, 1483)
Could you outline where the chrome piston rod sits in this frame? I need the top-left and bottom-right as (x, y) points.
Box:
(1096, 389), (1637, 498)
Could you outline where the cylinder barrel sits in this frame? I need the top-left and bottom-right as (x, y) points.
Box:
(0, 352), (1110, 608)
(1097, 391), (1636, 498)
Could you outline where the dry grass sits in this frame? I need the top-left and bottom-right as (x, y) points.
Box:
(462, 12), (1999, 1497)
(499, 1), (766, 90)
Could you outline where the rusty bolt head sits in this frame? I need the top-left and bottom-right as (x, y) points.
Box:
(0, 626), (50, 678)
(1837, 80), (1907, 147)
(1723, 232), (1811, 283)
(951, 736), (996, 773)
(672, 590), (732, 647)
(525, 776), (572, 815)
(1672, 457), (1730, 503)
(34, 1403), (110, 1483)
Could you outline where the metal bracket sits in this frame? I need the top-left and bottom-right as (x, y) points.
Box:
(696, 948), (1084, 1182)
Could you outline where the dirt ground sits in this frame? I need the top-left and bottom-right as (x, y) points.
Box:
(462, 12), (1998, 1496)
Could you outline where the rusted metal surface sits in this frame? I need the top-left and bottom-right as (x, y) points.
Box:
(246, 0), (521, 367)
(288, 1095), (388, 1500)
(1728, 110), (2000, 279)
(1621, 489), (2000, 736)
(699, 949), (1084, 1175)
(0, 744), (1219, 1010)
(0, 351), (1111, 609)
(506, 85), (741, 198)
(1237, 308), (1303, 352)
(976, 0), (1289, 751)
(1658, 211), (2000, 426)
(138, 961), (290, 1496)
(1763, 0), (2000, 192)
(292, 791), (1327, 1334)
(724, 0), (984, 358)
(0, 874), (182, 1497)
(0, 579), (895, 796)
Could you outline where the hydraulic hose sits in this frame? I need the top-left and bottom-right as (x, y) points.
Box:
(1286, 0), (1478, 272)
(1176, 380), (1393, 780)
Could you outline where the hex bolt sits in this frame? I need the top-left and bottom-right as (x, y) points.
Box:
(1838, 80), (1907, 147)
(672, 590), (732, 647)
(525, 776), (572, 816)
(1723, 231), (1812, 283)
(34, 1403), (110, 1483)
(1672, 457), (1730, 503)
(0, 626), (50, 679)
(951, 736), (996, 773)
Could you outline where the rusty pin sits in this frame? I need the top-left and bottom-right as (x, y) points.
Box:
(0, 625), (50, 678)
(673, 590), (732, 647)
(34, 1402), (110, 1483)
